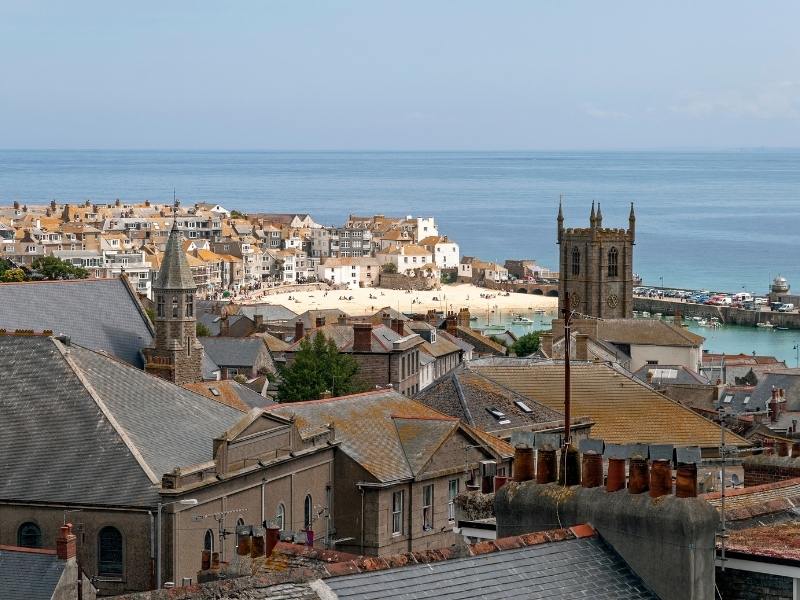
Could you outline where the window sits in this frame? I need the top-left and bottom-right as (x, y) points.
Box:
(203, 529), (214, 552)
(422, 484), (434, 530)
(607, 246), (619, 277)
(17, 522), (42, 548)
(172, 295), (178, 318)
(392, 491), (404, 535)
(723, 394), (734, 404)
(487, 407), (511, 425)
(97, 526), (123, 577)
(304, 495), (313, 530)
(571, 247), (580, 276)
(514, 400), (533, 413)
(276, 503), (285, 531)
(448, 479), (459, 521)
(185, 293), (194, 317)
(235, 518), (246, 545)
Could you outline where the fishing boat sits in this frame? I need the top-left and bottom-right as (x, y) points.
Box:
(512, 315), (535, 324)
(756, 321), (775, 329)
(697, 319), (709, 327)
(642, 311), (651, 318)
(709, 317), (722, 329)
(776, 326), (789, 331)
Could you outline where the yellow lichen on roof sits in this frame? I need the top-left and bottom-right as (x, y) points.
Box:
(471, 361), (749, 448)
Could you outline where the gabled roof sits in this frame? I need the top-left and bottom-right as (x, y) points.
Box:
(183, 380), (275, 412)
(238, 303), (299, 323)
(0, 547), (66, 600)
(266, 390), (510, 483)
(0, 277), (153, 367)
(288, 323), (415, 353)
(633, 364), (711, 386)
(597, 319), (704, 347)
(416, 365), (565, 435)
(0, 335), (243, 507)
(156, 223), (196, 289)
(469, 358), (749, 448)
(200, 336), (270, 368)
(296, 308), (350, 330)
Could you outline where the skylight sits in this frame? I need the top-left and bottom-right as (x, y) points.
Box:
(209, 387), (221, 397)
(487, 407), (511, 425)
(514, 400), (533, 413)
(743, 396), (750, 404)
(723, 395), (733, 404)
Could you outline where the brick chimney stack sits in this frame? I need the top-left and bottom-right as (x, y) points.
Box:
(445, 311), (457, 335)
(574, 333), (589, 360)
(391, 318), (404, 335)
(56, 523), (77, 560)
(295, 320), (305, 341)
(353, 323), (373, 352)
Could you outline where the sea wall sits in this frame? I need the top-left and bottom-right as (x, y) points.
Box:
(633, 297), (800, 330)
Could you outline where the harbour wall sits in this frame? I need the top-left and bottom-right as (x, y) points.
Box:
(633, 297), (800, 330)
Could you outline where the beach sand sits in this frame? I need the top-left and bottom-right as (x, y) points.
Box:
(245, 283), (559, 318)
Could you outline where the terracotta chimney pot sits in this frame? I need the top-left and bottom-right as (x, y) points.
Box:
(628, 457), (650, 494)
(606, 457), (626, 492)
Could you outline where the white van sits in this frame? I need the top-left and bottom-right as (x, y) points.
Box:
(733, 292), (753, 303)
(778, 303), (795, 312)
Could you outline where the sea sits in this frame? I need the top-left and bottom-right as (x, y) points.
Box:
(1, 148), (799, 363)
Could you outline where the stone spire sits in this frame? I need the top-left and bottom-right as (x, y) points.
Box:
(589, 201), (596, 227)
(628, 202), (636, 243)
(157, 221), (196, 291)
(596, 202), (603, 228)
(557, 196), (565, 244)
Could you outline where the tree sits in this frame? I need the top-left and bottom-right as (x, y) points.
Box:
(277, 331), (364, 402)
(196, 322), (212, 337)
(31, 256), (89, 280)
(0, 267), (26, 282)
(511, 331), (542, 357)
(381, 262), (397, 274)
(230, 210), (247, 219)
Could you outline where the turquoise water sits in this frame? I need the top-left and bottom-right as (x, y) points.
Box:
(1, 149), (798, 292)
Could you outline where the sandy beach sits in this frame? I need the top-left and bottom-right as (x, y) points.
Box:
(244, 283), (559, 318)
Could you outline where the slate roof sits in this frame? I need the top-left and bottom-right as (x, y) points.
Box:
(156, 223), (196, 289)
(200, 336), (270, 368)
(703, 477), (800, 526)
(198, 312), (250, 336)
(266, 390), (511, 483)
(322, 530), (657, 600)
(470, 358), (749, 448)
(416, 365), (566, 436)
(0, 335), (243, 507)
(723, 522), (800, 562)
(296, 308), (350, 330)
(597, 319), (704, 347)
(0, 547), (66, 600)
(633, 364), (710, 386)
(0, 278), (153, 367)
(454, 325), (507, 355)
(287, 323), (418, 353)
(748, 370), (800, 412)
(238, 303), (299, 323)
(183, 380), (275, 412)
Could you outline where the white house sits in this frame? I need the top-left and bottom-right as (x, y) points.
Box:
(420, 235), (460, 270)
(317, 257), (361, 288)
(377, 244), (437, 277)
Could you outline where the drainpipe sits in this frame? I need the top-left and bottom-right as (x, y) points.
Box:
(407, 481), (413, 553)
(261, 480), (266, 525)
(149, 511), (155, 590)
(359, 486), (365, 555)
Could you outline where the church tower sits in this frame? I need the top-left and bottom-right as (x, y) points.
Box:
(557, 201), (635, 319)
(144, 222), (203, 384)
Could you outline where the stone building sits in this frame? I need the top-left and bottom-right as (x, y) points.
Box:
(557, 201), (635, 319)
(143, 222), (204, 385)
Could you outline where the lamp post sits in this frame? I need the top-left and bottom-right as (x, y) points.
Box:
(793, 343), (799, 369)
(157, 498), (198, 589)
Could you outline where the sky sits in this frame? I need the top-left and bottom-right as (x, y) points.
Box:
(1, 1), (799, 150)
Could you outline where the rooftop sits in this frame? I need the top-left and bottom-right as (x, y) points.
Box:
(0, 546), (67, 600)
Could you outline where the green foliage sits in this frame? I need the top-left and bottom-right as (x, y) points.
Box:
(511, 331), (542, 357)
(381, 262), (397, 274)
(277, 331), (364, 402)
(144, 307), (155, 323)
(230, 210), (247, 219)
(196, 322), (212, 337)
(31, 256), (89, 280)
(0, 267), (26, 282)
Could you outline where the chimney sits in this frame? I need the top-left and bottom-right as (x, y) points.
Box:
(337, 314), (348, 325)
(493, 475), (509, 492)
(426, 309), (437, 324)
(295, 320), (305, 340)
(769, 388), (779, 422)
(574, 333), (589, 360)
(382, 313), (393, 329)
(457, 308), (471, 327)
(793, 441), (800, 457)
(56, 523), (77, 560)
(777, 441), (789, 457)
(445, 312), (457, 335)
(536, 447), (557, 484)
(539, 332), (553, 357)
(220, 315), (230, 336)
(675, 464), (698, 498)
(353, 322), (373, 352)
(558, 445), (580, 486)
(316, 316), (326, 328)
(628, 457), (650, 494)
(581, 451), (603, 488)
(513, 446), (535, 482)
(391, 318), (404, 335)
(265, 526), (280, 556)
(649, 459), (672, 498)
(253, 314), (263, 329)
(606, 457), (626, 491)
(480, 460), (497, 493)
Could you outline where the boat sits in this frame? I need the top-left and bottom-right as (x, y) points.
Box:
(512, 315), (535, 324)
(692, 316), (702, 321)
(697, 319), (709, 327)
(533, 309), (546, 315)
(642, 311), (651, 318)
(776, 326), (789, 331)
(469, 316), (478, 322)
(709, 317), (722, 329)
(654, 313), (663, 319)
(756, 322), (774, 329)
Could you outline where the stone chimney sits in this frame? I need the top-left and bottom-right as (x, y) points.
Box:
(574, 333), (589, 360)
(295, 320), (305, 341)
(253, 314), (263, 329)
(56, 523), (77, 560)
(353, 323), (373, 352)
(457, 308), (471, 327)
(539, 332), (553, 357)
(391, 318), (404, 335)
(220, 315), (230, 336)
(445, 311), (457, 335)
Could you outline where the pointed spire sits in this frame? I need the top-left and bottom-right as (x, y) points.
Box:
(629, 202), (636, 221)
(628, 202), (636, 242)
(557, 195), (564, 244)
(589, 200), (596, 228)
(156, 225), (196, 290)
(596, 202), (603, 227)
(557, 196), (564, 221)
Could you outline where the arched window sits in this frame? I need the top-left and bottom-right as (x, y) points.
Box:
(276, 503), (285, 531)
(203, 529), (214, 552)
(156, 295), (165, 318)
(235, 517), (245, 545)
(304, 495), (313, 530)
(607, 246), (619, 277)
(17, 522), (42, 548)
(571, 247), (581, 276)
(97, 526), (123, 577)
(185, 293), (194, 317)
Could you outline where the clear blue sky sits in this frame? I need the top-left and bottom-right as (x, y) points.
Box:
(1, 1), (799, 150)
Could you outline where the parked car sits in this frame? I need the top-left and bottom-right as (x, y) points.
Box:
(777, 303), (795, 312)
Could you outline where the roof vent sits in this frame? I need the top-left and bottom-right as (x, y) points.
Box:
(55, 334), (71, 346)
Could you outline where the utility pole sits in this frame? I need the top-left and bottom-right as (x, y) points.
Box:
(562, 292), (573, 485)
